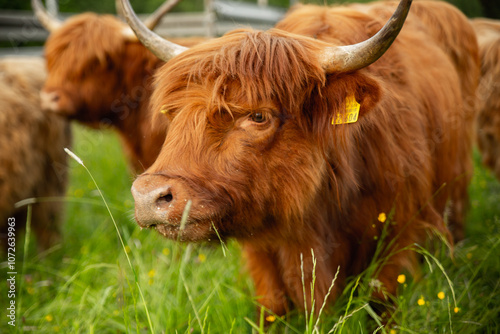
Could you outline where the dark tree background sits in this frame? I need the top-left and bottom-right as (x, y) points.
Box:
(479, 0), (500, 19)
(0, 0), (496, 18)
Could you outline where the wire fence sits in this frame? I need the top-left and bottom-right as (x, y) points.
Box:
(0, 0), (288, 57)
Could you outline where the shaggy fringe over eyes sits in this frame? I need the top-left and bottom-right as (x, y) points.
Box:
(152, 28), (329, 121)
(45, 13), (126, 81)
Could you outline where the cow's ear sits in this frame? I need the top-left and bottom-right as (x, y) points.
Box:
(305, 71), (382, 134)
(345, 72), (382, 120)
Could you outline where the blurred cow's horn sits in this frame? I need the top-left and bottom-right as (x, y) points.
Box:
(143, 0), (182, 30)
(116, 0), (181, 30)
(119, 0), (187, 62)
(319, 0), (412, 73)
(32, 0), (63, 32)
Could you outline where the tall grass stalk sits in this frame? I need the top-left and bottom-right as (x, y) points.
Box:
(64, 148), (154, 333)
(447, 296), (454, 334)
(300, 252), (310, 332)
(338, 276), (361, 334)
(328, 303), (369, 334)
(179, 200), (192, 232)
(180, 245), (204, 332)
(16, 204), (32, 333)
(211, 222), (228, 257)
(314, 266), (340, 331)
(413, 244), (457, 308)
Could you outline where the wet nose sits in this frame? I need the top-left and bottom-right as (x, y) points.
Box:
(131, 174), (189, 228)
(40, 91), (61, 111)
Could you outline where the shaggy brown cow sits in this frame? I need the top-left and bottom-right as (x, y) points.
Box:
(472, 18), (500, 180)
(33, 0), (204, 172)
(123, 0), (479, 317)
(0, 57), (70, 251)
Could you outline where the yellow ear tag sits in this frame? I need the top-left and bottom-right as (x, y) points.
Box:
(332, 94), (360, 125)
(160, 105), (169, 114)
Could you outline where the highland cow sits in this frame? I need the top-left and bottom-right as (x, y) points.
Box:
(0, 57), (70, 251)
(122, 0), (479, 317)
(33, 0), (204, 172)
(472, 18), (500, 180)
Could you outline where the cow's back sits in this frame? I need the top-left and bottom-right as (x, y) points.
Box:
(404, 1), (480, 240)
(276, 1), (478, 242)
(381, 1), (479, 105)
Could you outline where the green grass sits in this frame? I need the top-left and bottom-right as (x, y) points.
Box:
(2, 123), (500, 333)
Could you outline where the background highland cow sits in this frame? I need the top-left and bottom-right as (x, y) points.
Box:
(472, 18), (500, 181)
(33, 0), (205, 172)
(0, 56), (70, 251)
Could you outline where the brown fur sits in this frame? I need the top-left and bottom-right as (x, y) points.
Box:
(42, 13), (205, 172)
(0, 57), (71, 250)
(472, 18), (500, 180)
(132, 1), (479, 317)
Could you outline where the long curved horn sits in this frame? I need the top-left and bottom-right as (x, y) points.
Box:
(116, 0), (180, 29)
(143, 0), (182, 30)
(319, 0), (412, 73)
(119, 0), (187, 62)
(31, 0), (63, 32)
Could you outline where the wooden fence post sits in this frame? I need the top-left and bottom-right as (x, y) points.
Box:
(204, 0), (216, 37)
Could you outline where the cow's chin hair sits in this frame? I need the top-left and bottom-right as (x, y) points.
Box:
(154, 220), (219, 242)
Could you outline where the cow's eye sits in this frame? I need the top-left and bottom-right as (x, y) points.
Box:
(250, 112), (266, 123)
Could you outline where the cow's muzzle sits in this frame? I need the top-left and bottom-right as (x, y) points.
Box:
(131, 174), (190, 228)
(40, 91), (61, 112)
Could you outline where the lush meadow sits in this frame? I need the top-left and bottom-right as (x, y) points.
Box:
(2, 124), (500, 333)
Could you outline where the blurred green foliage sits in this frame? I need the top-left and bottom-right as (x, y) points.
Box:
(0, 0), (493, 18)
(0, 0), (205, 13)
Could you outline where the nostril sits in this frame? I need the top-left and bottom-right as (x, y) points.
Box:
(157, 192), (174, 206)
(164, 193), (173, 202)
(51, 94), (60, 102)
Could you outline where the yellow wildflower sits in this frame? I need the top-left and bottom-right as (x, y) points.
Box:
(466, 253), (472, 260)
(454, 307), (460, 313)
(397, 274), (406, 284)
(148, 278), (154, 285)
(417, 297), (425, 306)
(389, 330), (397, 334)
(266, 315), (276, 323)
(45, 314), (53, 322)
(378, 213), (387, 223)
(198, 253), (207, 263)
(162, 248), (170, 256)
(148, 269), (156, 278)
(124, 245), (131, 254)
(438, 291), (445, 300)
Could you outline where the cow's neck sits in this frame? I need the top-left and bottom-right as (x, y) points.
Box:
(241, 175), (353, 313)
